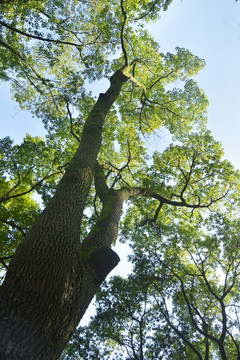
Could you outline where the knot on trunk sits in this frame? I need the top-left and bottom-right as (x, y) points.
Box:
(89, 247), (120, 285)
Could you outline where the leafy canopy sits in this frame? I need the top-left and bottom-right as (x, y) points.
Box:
(0, 0), (215, 271)
(63, 212), (240, 359)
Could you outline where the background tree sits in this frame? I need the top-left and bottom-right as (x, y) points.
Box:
(65, 212), (240, 360)
(0, 0), (239, 359)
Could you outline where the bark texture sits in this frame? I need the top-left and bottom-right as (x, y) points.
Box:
(0, 70), (128, 360)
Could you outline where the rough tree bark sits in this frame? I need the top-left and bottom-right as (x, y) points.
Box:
(0, 68), (129, 360)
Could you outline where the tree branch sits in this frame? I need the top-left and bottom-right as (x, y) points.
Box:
(120, 0), (129, 66)
(0, 256), (12, 270)
(0, 169), (63, 204)
(153, 293), (204, 360)
(65, 98), (81, 142)
(0, 20), (83, 47)
(0, 216), (26, 236)
(131, 0), (159, 21)
(141, 187), (225, 210)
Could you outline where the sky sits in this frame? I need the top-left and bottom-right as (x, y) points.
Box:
(1, 0), (240, 321)
(148, 0), (240, 167)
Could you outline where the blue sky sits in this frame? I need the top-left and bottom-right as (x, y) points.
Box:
(148, 0), (240, 167)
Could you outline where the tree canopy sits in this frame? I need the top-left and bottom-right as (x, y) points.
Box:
(66, 213), (240, 359)
(0, 0), (240, 359)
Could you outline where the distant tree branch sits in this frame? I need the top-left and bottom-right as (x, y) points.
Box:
(147, 66), (183, 91)
(0, 168), (64, 204)
(153, 292), (204, 360)
(0, 20), (83, 47)
(3, 165), (34, 201)
(0, 37), (60, 106)
(133, 0), (159, 21)
(64, 98), (81, 143)
(226, 327), (240, 357)
(0, 216), (25, 236)
(0, 256), (12, 269)
(0, 38), (48, 85)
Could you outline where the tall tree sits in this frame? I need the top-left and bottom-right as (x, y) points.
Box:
(0, 0), (238, 359)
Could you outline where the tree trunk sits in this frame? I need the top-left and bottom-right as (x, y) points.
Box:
(0, 69), (128, 360)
